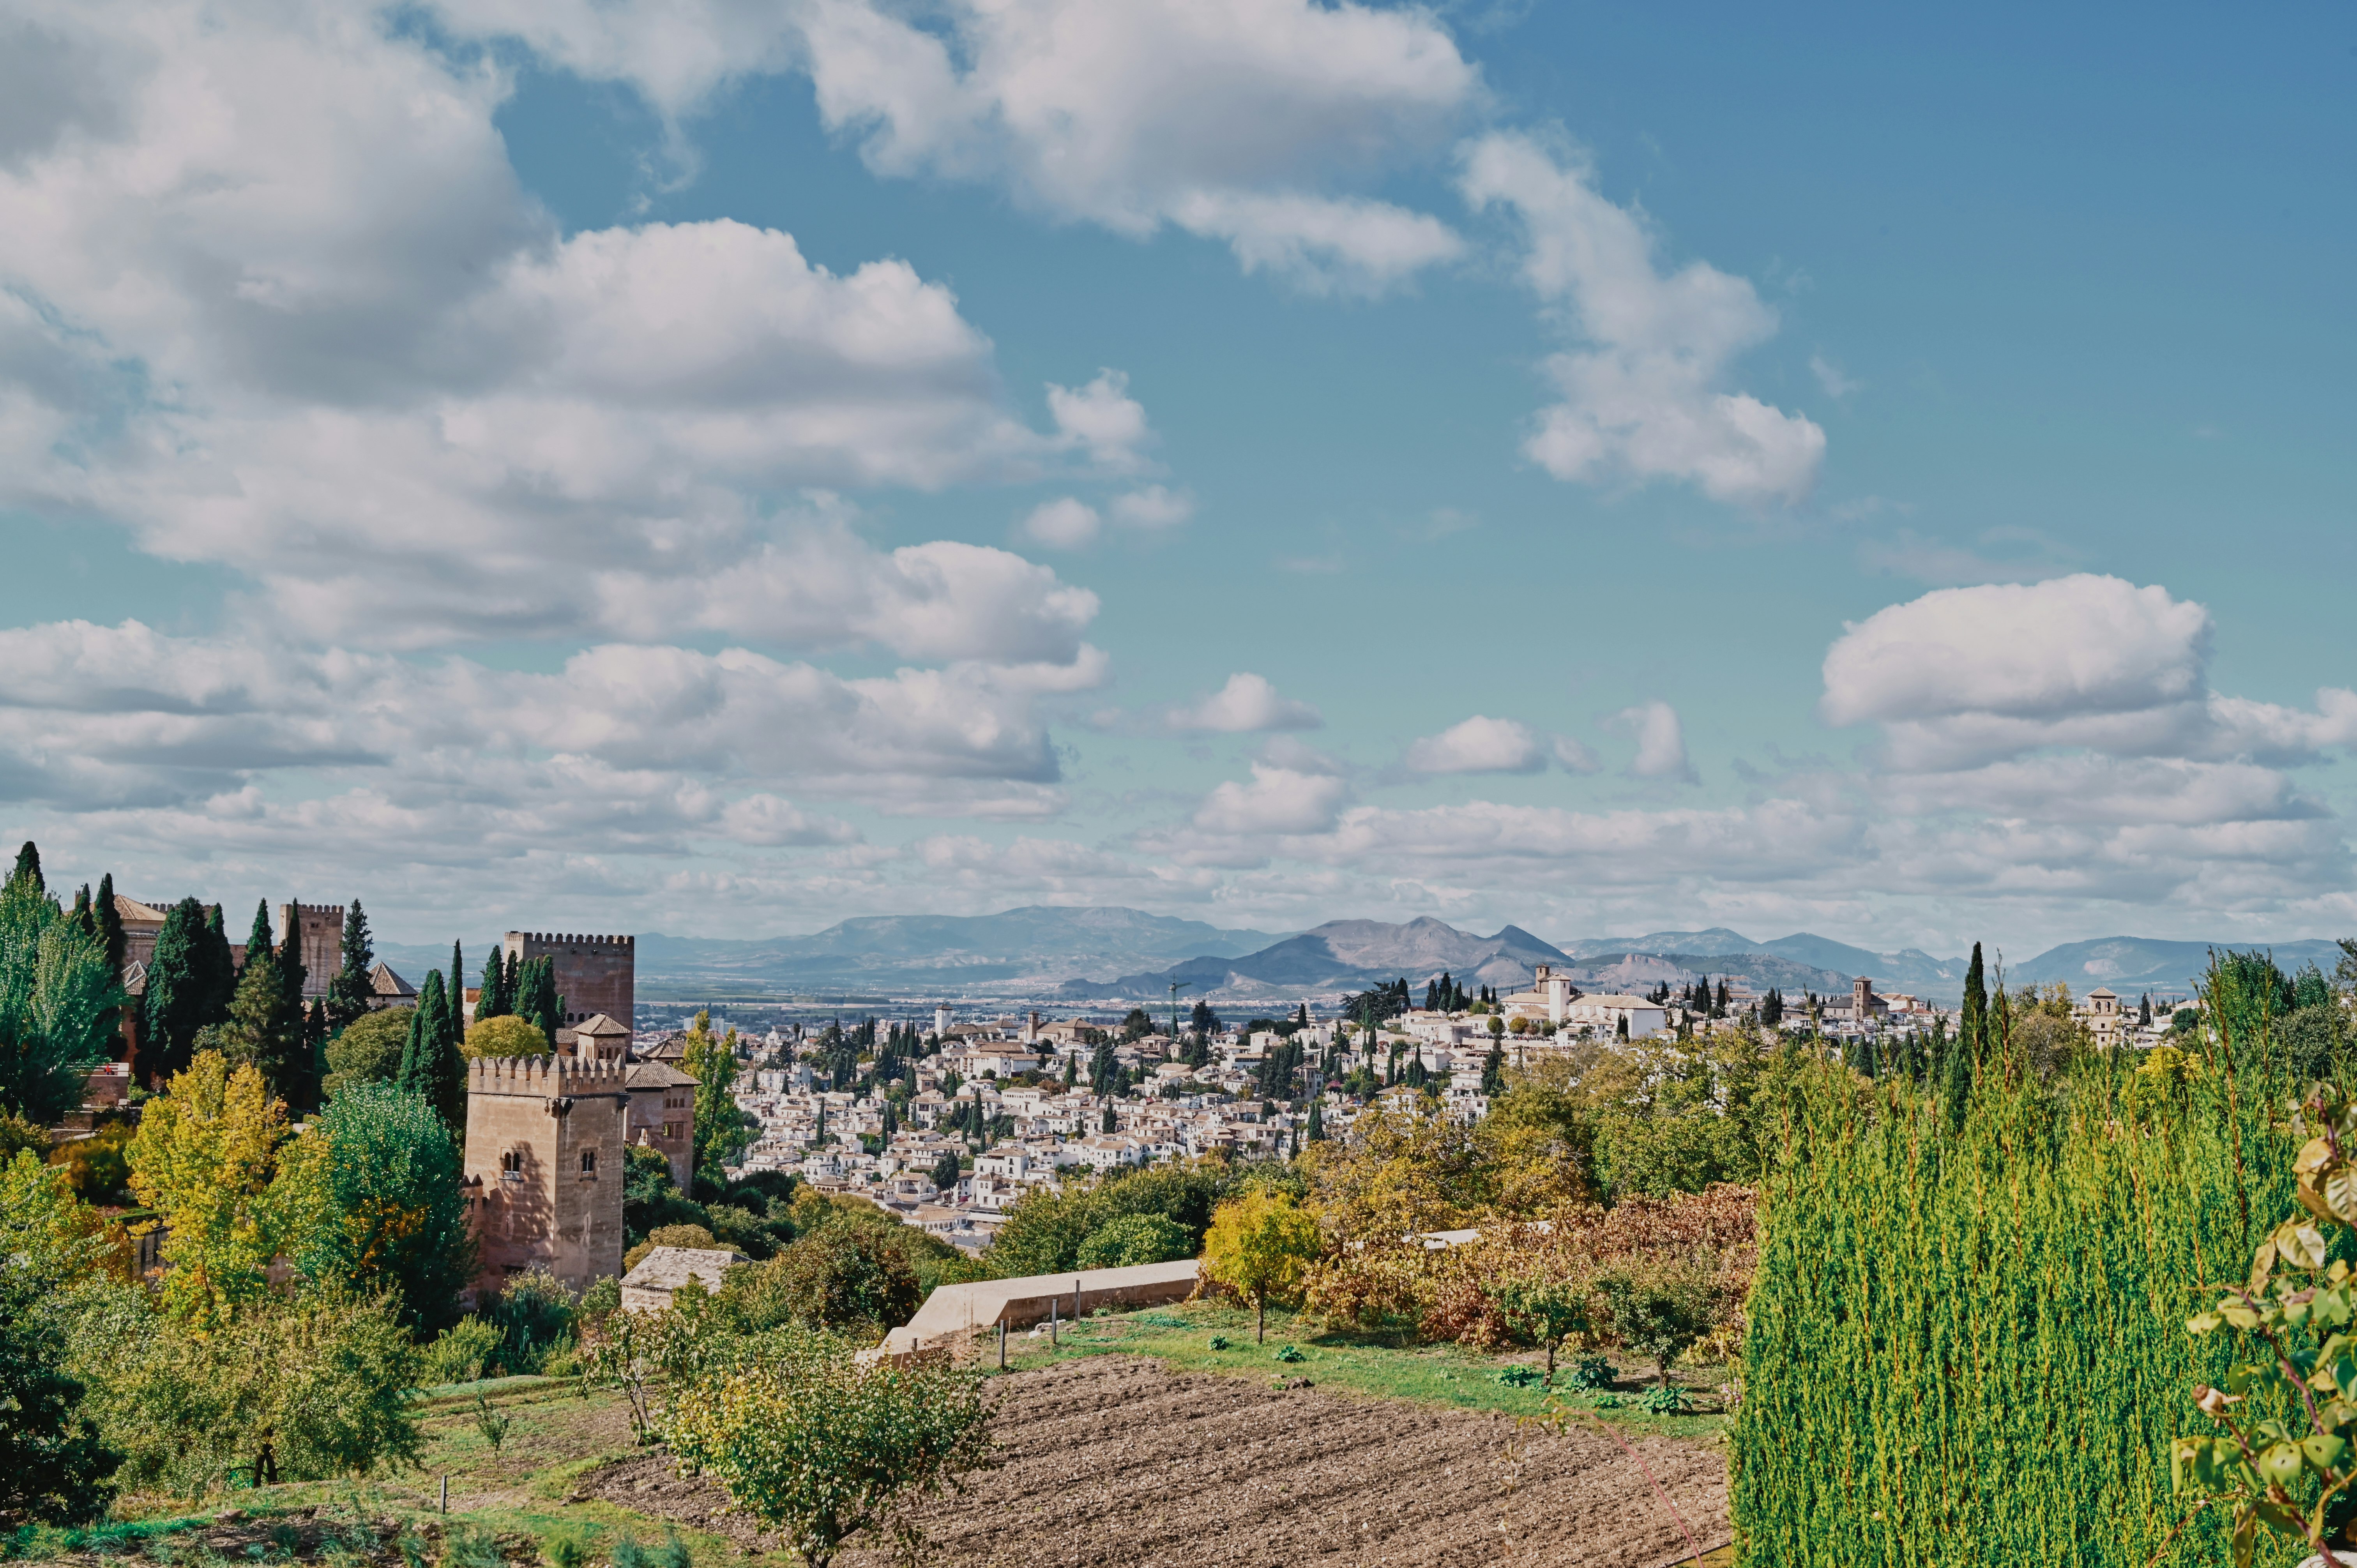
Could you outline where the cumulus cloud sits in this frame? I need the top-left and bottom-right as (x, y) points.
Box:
(438, 0), (1479, 294)
(1458, 133), (1825, 506)
(1192, 764), (1352, 836)
(1110, 485), (1196, 530)
(1607, 701), (1698, 782)
(1019, 498), (1103, 550)
(1404, 715), (1547, 775)
(0, 0), (1133, 664)
(1820, 575), (2357, 773)
(1164, 673), (1325, 734)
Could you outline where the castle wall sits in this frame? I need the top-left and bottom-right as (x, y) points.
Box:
(276, 902), (345, 1000)
(504, 932), (634, 1031)
(462, 1056), (626, 1298)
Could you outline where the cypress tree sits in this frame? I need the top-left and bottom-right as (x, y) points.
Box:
(196, 904), (237, 1029)
(10, 841), (41, 892)
(1961, 942), (1988, 1065)
(69, 885), (92, 939)
(142, 899), (208, 1081)
(223, 901), (304, 1104)
(449, 939), (466, 1035)
(95, 874), (124, 976)
(475, 946), (512, 1021)
(327, 899), (376, 1029)
(401, 970), (465, 1127)
(276, 903), (307, 1011)
(1306, 1095), (1324, 1141)
(1941, 1010), (1972, 1133)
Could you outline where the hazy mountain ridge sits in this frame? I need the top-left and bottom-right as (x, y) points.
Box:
(1057, 917), (1574, 1001)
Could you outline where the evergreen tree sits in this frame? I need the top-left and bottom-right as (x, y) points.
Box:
(515, 957), (564, 1042)
(10, 841), (41, 892)
(1305, 1095), (1323, 1142)
(450, 940), (465, 1027)
(1482, 1040), (1505, 1094)
(1101, 1102), (1115, 1134)
(475, 946), (512, 1021)
(1062, 1053), (1076, 1089)
(222, 902), (304, 1104)
(1941, 1008), (1971, 1134)
(275, 902), (307, 1010)
(1762, 987), (1784, 1026)
(95, 874), (124, 976)
(1960, 942), (1988, 1065)
(141, 898), (215, 1081)
(68, 885), (92, 941)
(399, 971), (466, 1127)
(196, 904), (237, 1027)
(326, 900), (376, 1029)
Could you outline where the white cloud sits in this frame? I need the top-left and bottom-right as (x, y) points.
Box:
(1110, 485), (1196, 530)
(1458, 133), (1825, 506)
(1607, 701), (1697, 782)
(1809, 354), (1859, 398)
(0, 1), (1134, 665)
(1164, 673), (1324, 734)
(1552, 735), (1601, 774)
(512, 0), (1481, 294)
(1019, 498), (1103, 550)
(1404, 715), (1546, 775)
(1192, 764), (1351, 835)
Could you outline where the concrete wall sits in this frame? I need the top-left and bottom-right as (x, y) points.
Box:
(463, 1056), (627, 1297)
(505, 932), (634, 1031)
(880, 1259), (1202, 1358)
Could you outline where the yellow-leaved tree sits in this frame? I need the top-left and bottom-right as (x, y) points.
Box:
(1203, 1188), (1322, 1344)
(127, 1051), (292, 1328)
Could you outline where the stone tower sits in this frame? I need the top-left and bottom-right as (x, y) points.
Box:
(461, 1055), (626, 1297)
(503, 931), (634, 1032)
(276, 902), (345, 1001)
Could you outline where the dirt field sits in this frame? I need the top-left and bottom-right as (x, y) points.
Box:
(583, 1354), (1727, 1568)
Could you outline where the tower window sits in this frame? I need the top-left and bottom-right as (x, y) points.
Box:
(580, 1150), (597, 1175)
(500, 1150), (523, 1180)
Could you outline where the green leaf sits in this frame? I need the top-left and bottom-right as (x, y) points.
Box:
(2252, 1241), (2280, 1296)
(2326, 1168), (2357, 1225)
(2189, 1311), (2226, 1335)
(2303, 1433), (2349, 1474)
(2259, 1443), (2305, 1487)
(2223, 1302), (2263, 1330)
(2279, 1222), (2330, 1271)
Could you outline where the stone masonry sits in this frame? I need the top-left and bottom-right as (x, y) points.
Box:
(503, 931), (634, 1031)
(276, 902), (345, 1000)
(461, 1055), (626, 1297)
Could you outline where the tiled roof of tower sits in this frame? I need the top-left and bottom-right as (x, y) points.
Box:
(369, 962), (417, 999)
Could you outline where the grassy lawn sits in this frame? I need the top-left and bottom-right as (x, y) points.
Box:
(983, 1297), (1736, 1446)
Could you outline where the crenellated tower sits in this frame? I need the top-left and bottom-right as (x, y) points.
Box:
(461, 1054), (626, 1297)
(502, 931), (635, 1037)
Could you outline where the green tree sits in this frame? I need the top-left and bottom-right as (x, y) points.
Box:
(1074, 1213), (1191, 1270)
(463, 1015), (551, 1059)
(0, 872), (127, 1125)
(127, 1052), (292, 1329)
(474, 945), (512, 1021)
(663, 1330), (993, 1568)
(141, 899), (214, 1082)
(731, 1226), (919, 1334)
(281, 1081), (477, 1334)
(515, 956), (564, 1043)
(398, 970), (465, 1127)
(11, 841), (41, 892)
(221, 901), (306, 1106)
(686, 1010), (750, 1183)
(1491, 1268), (1595, 1386)
(1598, 1259), (1718, 1389)
(325, 899), (375, 1030)
(94, 873), (124, 977)
(1203, 1188), (1322, 1343)
(322, 1006), (412, 1099)
(1960, 941), (1988, 1065)
(0, 1251), (119, 1523)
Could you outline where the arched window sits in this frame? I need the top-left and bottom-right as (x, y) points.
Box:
(580, 1149), (597, 1175)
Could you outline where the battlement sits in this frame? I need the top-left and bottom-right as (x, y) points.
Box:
(506, 932), (634, 947)
(284, 901), (344, 916)
(468, 1054), (629, 1094)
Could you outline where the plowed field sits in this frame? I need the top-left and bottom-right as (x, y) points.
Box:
(585, 1354), (1727, 1567)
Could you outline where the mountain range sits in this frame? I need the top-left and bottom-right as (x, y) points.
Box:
(372, 907), (2351, 1008)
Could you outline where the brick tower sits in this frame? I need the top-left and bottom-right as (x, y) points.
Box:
(502, 932), (634, 1031)
(276, 902), (346, 1001)
(461, 1055), (627, 1297)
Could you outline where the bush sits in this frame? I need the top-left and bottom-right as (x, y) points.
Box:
(485, 1268), (576, 1374)
(726, 1227), (919, 1335)
(287, 1081), (477, 1334)
(1074, 1213), (1191, 1270)
(989, 1163), (1241, 1278)
(423, 1317), (505, 1386)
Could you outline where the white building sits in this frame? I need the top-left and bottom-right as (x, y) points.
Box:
(1560, 992), (1668, 1039)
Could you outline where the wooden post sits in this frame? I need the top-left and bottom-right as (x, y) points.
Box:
(1050, 1300), (1058, 1348)
(998, 1320), (1007, 1370)
(1074, 1279), (1082, 1323)
(440, 1476), (449, 1514)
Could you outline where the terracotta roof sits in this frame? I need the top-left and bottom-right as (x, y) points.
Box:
(625, 1061), (696, 1090)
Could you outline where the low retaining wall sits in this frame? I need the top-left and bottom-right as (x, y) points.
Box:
(875, 1259), (1202, 1360)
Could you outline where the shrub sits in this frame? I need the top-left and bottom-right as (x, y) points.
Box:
(320, 1008), (412, 1099)
(1203, 1190), (1321, 1344)
(989, 1163), (1241, 1278)
(726, 1227), (919, 1335)
(1074, 1213), (1191, 1270)
(422, 1317), (505, 1386)
(484, 1268), (576, 1374)
(1596, 1259), (1717, 1388)
(49, 1121), (134, 1206)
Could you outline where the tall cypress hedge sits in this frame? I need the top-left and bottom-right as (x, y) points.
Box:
(1735, 1043), (2308, 1564)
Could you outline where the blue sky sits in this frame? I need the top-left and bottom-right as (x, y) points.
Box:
(0, 0), (2350, 958)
